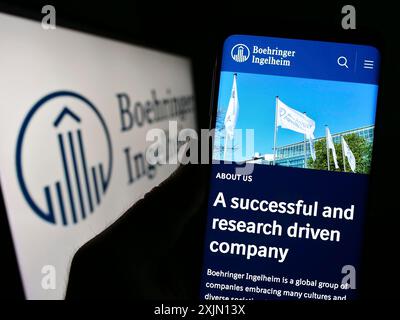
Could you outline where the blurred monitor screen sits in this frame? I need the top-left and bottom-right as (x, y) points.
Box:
(0, 12), (196, 299)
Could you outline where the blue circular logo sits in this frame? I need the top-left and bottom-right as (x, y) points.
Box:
(16, 91), (113, 226)
(231, 44), (250, 63)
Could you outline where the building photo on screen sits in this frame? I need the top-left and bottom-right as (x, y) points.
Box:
(215, 72), (376, 174)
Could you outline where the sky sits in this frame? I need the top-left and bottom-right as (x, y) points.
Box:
(217, 71), (378, 161)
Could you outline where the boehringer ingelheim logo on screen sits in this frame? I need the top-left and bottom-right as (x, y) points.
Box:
(16, 91), (113, 227)
(231, 44), (250, 63)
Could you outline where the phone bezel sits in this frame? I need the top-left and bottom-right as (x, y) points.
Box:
(206, 32), (383, 299)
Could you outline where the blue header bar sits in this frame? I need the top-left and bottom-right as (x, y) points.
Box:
(222, 35), (380, 84)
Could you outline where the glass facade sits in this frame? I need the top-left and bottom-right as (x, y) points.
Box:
(275, 125), (374, 168)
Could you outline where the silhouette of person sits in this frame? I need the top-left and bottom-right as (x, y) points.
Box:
(66, 164), (210, 299)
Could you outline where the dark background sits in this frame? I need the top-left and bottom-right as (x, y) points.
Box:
(0, 0), (398, 299)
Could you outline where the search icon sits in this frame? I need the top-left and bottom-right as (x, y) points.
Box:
(337, 56), (349, 68)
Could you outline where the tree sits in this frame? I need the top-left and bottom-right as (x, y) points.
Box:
(307, 133), (372, 174)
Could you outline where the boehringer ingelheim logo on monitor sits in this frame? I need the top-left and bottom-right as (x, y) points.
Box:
(16, 91), (113, 227)
(231, 44), (250, 63)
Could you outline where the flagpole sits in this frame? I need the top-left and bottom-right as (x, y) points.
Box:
(231, 73), (237, 163)
(223, 136), (228, 161)
(303, 133), (307, 168)
(342, 136), (346, 172)
(232, 135), (234, 162)
(325, 125), (330, 171)
(273, 96), (278, 165)
(303, 112), (307, 169)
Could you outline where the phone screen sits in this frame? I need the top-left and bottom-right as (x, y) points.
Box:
(200, 35), (380, 301)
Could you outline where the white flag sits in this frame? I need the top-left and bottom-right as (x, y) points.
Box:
(224, 74), (239, 140)
(326, 127), (339, 169)
(276, 98), (316, 161)
(276, 98), (315, 139)
(341, 136), (356, 172)
(309, 138), (316, 161)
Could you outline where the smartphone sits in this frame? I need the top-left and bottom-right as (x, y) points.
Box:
(200, 34), (380, 301)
